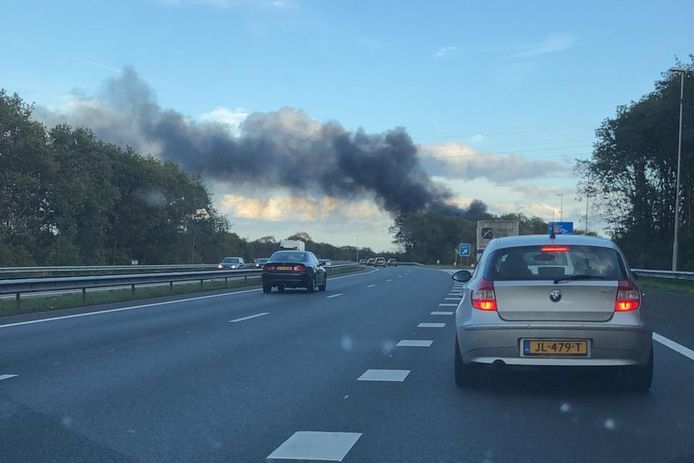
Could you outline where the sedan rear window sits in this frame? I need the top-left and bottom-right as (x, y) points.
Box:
(270, 251), (307, 263)
(484, 245), (626, 281)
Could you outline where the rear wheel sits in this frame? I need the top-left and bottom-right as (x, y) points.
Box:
(623, 345), (653, 392)
(318, 276), (326, 292)
(307, 274), (316, 293)
(455, 335), (480, 388)
(262, 284), (271, 294)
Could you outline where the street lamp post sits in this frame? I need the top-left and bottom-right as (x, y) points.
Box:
(670, 66), (686, 271)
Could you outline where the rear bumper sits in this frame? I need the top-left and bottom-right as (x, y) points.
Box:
(262, 272), (310, 288)
(458, 323), (652, 367)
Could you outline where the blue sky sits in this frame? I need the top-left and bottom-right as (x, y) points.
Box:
(3, 0), (693, 250)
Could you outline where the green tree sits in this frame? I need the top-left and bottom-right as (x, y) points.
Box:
(577, 58), (694, 269)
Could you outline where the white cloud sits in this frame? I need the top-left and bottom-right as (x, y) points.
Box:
(218, 194), (383, 222)
(198, 107), (249, 135)
(433, 46), (459, 58)
(507, 33), (578, 60)
(420, 141), (567, 184)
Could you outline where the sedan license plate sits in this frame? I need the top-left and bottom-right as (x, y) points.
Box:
(522, 339), (589, 356)
(276, 266), (293, 271)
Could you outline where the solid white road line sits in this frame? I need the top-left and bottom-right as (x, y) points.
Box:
(397, 340), (433, 347)
(357, 369), (410, 382)
(431, 311), (454, 315)
(267, 431), (362, 462)
(0, 268), (381, 330)
(0, 374), (18, 381)
(228, 312), (270, 323)
(326, 293), (343, 299)
(653, 332), (694, 361)
(366, 284), (376, 288)
(418, 322), (446, 328)
(438, 303), (458, 307)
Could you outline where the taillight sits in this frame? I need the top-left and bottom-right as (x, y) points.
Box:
(615, 280), (640, 312)
(470, 278), (497, 311)
(293, 265), (306, 272)
(263, 264), (275, 271)
(541, 246), (569, 252)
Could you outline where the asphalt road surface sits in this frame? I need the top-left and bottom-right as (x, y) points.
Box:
(1, 267), (693, 462)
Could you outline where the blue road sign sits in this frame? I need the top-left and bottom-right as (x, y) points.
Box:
(459, 243), (471, 257)
(548, 222), (574, 235)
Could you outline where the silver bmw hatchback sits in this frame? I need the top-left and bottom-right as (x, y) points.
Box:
(452, 234), (653, 391)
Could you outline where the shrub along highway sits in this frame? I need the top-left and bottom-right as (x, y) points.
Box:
(1, 266), (693, 462)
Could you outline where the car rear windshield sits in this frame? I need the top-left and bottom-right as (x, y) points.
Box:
(269, 251), (307, 263)
(483, 245), (626, 281)
(222, 257), (240, 263)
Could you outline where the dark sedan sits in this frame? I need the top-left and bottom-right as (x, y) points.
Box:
(262, 251), (327, 294)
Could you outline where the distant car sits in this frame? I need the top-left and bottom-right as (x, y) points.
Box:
(366, 258), (375, 266)
(359, 258), (367, 265)
(374, 257), (386, 267)
(387, 258), (399, 266)
(262, 250), (327, 294)
(255, 257), (269, 268)
(452, 234), (652, 391)
(218, 257), (245, 269)
(318, 258), (331, 267)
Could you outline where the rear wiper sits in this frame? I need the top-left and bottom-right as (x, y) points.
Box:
(554, 274), (606, 284)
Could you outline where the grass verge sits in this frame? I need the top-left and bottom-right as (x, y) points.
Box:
(0, 266), (364, 318)
(638, 276), (694, 294)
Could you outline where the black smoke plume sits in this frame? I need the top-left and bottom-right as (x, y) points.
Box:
(38, 67), (486, 218)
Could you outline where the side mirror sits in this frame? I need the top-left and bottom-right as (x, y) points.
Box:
(452, 270), (472, 282)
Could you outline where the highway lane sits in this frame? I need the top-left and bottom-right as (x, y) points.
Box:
(1, 267), (693, 462)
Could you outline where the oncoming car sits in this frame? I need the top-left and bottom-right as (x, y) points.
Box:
(452, 234), (653, 391)
(262, 250), (327, 294)
(374, 257), (387, 267)
(387, 258), (398, 266)
(218, 257), (245, 269)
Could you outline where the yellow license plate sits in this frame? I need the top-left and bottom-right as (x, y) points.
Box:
(523, 339), (589, 356)
(276, 266), (293, 271)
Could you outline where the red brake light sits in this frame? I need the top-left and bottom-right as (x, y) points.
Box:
(263, 264), (275, 271)
(293, 264), (306, 272)
(470, 278), (497, 311)
(541, 246), (569, 252)
(615, 280), (640, 312)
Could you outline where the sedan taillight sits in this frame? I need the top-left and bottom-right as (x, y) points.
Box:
(615, 279), (640, 312)
(293, 265), (307, 272)
(470, 278), (497, 311)
(263, 264), (275, 271)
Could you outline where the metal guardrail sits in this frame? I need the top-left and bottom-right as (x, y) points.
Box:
(632, 269), (694, 281)
(0, 263), (361, 308)
(0, 264), (219, 276)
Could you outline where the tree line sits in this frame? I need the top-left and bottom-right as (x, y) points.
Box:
(577, 58), (694, 270)
(0, 91), (370, 265)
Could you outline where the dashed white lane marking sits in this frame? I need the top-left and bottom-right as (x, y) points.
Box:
(397, 340), (433, 347)
(366, 284), (376, 288)
(431, 311), (454, 316)
(228, 312), (270, 323)
(444, 297), (460, 301)
(0, 374), (18, 382)
(326, 293), (344, 299)
(357, 369), (411, 382)
(387, 279), (393, 282)
(267, 431), (362, 461)
(438, 303), (458, 307)
(653, 332), (694, 361)
(0, 268), (380, 330)
(418, 322), (446, 328)
(398, 276), (403, 278)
